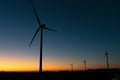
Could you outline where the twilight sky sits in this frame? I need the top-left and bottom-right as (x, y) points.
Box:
(0, 0), (120, 71)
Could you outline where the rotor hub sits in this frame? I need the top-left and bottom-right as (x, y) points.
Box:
(41, 24), (46, 28)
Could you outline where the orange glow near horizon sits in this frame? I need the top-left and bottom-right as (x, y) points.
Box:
(0, 59), (120, 72)
(0, 51), (38, 72)
(0, 58), (38, 72)
(0, 57), (120, 72)
(0, 51), (120, 72)
(0, 57), (83, 72)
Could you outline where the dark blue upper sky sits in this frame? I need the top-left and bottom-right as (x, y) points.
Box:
(0, 0), (120, 70)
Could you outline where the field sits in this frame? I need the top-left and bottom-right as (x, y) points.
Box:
(0, 69), (119, 80)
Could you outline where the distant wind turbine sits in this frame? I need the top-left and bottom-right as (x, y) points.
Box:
(105, 50), (110, 69)
(70, 63), (73, 71)
(83, 59), (86, 71)
(29, 0), (56, 73)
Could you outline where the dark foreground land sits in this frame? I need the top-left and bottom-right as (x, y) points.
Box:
(0, 69), (120, 80)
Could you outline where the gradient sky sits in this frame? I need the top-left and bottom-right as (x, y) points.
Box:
(0, 0), (120, 71)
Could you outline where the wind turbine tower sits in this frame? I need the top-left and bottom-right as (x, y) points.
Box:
(71, 64), (73, 71)
(83, 59), (86, 71)
(29, 1), (56, 73)
(105, 50), (110, 69)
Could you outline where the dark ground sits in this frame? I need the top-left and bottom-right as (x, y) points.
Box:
(0, 69), (119, 80)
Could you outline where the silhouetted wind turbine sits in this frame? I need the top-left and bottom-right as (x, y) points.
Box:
(70, 63), (73, 71)
(105, 50), (109, 69)
(29, 1), (56, 73)
(83, 59), (86, 71)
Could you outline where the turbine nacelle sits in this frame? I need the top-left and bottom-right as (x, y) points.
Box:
(40, 24), (46, 28)
(105, 50), (109, 56)
(105, 52), (108, 56)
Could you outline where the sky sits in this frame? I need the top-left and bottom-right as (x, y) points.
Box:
(0, 0), (120, 71)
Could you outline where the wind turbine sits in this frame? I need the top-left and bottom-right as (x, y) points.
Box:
(83, 59), (86, 71)
(105, 50), (109, 69)
(29, 1), (56, 73)
(70, 63), (73, 72)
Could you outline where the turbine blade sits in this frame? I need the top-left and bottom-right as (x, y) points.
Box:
(44, 27), (56, 31)
(29, 27), (40, 47)
(32, 0), (41, 25)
